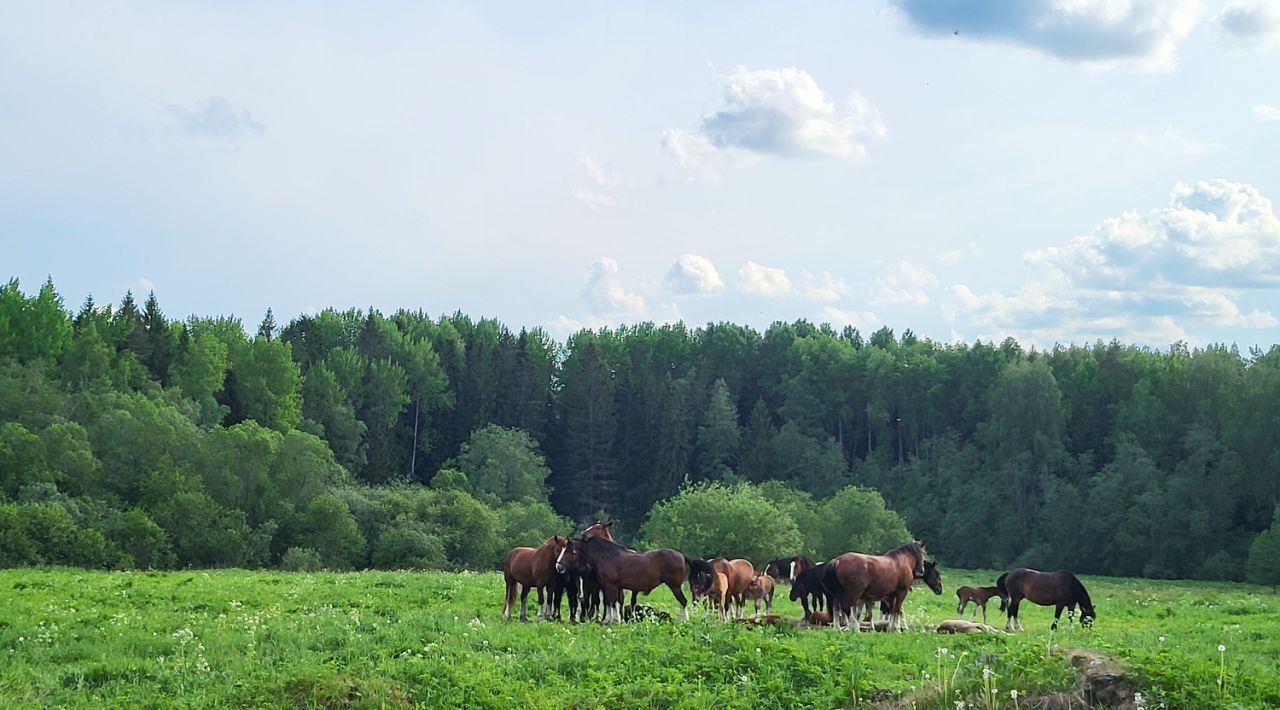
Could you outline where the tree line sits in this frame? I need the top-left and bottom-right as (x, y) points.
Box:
(1, 277), (1278, 584)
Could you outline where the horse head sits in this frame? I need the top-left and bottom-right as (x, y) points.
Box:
(583, 520), (615, 540)
(921, 560), (943, 595)
(763, 558), (784, 580)
(555, 538), (582, 575)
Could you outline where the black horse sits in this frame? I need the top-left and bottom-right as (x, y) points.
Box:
(764, 555), (814, 584)
(996, 568), (1095, 631)
(789, 562), (829, 619)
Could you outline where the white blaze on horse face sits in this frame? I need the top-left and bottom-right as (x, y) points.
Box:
(789, 561), (797, 582)
(555, 546), (568, 574)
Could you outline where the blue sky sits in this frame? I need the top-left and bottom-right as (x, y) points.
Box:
(3, 1), (1280, 348)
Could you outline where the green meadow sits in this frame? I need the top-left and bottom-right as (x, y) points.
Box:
(1, 568), (1277, 709)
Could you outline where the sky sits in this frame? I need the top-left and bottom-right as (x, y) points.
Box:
(3, 1), (1280, 349)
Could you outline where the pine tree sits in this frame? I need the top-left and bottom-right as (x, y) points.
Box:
(554, 339), (620, 520)
(257, 308), (277, 341)
(695, 378), (740, 482)
(739, 397), (776, 483)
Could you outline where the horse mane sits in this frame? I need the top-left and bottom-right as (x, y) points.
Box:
(581, 536), (627, 558)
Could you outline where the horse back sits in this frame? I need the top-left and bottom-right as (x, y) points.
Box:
(833, 552), (913, 597)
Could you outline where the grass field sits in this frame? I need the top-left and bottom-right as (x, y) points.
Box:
(1, 568), (1277, 708)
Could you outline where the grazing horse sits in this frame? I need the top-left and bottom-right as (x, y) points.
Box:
(710, 558), (756, 619)
(996, 568), (1095, 632)
(556, 537), (709, 623)
(746, 573), (775, 615)
(764, 555), (814, 584)
(789, 562), (829, 619)
(502, 536), (568, 621)
(825, 541), (928, 632)
(956, 585), (1007, 624)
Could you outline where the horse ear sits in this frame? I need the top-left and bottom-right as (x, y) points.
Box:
(605, 520), (614, 528)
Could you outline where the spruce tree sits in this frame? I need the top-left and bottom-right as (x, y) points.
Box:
(695, 378), (740, 482)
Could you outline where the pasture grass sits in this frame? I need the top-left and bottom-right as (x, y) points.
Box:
(1, 568), (1277, 708)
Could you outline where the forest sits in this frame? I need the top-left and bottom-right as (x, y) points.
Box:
(2, 276), (1279, 584)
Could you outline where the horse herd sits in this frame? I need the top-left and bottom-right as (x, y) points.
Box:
(502, 522), (1097, 633)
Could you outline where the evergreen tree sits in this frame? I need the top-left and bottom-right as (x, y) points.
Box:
(257, 308), (278, 341)
(695, 378), (740, 482)
(553, 338), (620, 519)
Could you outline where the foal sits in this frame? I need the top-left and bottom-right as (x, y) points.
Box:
(746, 573), (775, 615)
(955, 585), (1006, 624)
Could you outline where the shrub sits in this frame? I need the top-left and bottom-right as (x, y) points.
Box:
(813, 485), (913, 560)
(280, 547), (324, 572)
(639, 482), (802, 564)
(371, 516), (447, 570)
(292, 494), (366, 570)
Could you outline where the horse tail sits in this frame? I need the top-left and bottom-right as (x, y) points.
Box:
(995, 571), (1009, 597)
(683, 554), (713, 590)
(1068, 573), (1094, 617)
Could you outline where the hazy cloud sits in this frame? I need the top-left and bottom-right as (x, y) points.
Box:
(570, 188), (624, 211)
(1220, 1), (1280, 49)
(872, 260), (938, 306)
(821, 306), (878, 329)
(1136, 125), (1217, 156)
(737, 260), (794, 297)
(583, 257), (648, 317)
(167, 96), (265, 138)
(1254, 104), (1280, 121)
(892, 0), (1201, 69)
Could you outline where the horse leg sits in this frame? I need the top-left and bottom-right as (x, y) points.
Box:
(629, 590), (639, 620)
(1005, 596), (1019, 632)
(1052, 605), (1065, 631)
(519, 584), (531, 622)
(503, 577), (517, 620)
(980, 601), (987, 625)
(957, 598), (966, 617)
(667, 580), (690, 621)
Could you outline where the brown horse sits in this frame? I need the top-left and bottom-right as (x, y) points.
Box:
(996, 568), (1095, 631)
(709, 558), (756, 619)
(583, 520), (615, 540)
(956, 585), (1007, 624)
(825, 540), (928, 632)
(502, 536), (568, 621)
(764, 555), (814, 584)
(700, 571), (729, 621)
(556, 537), (709, 623)
(746, 573), (775, 615)
(854, 558), (943, 630)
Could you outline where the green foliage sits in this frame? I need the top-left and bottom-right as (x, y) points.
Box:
(371, 516), (447, 570)
(292, 494), (366, 569)
(100, 508), (175, 569)
(695, 378), (740, 482)
(640, 482), (803, 563)
(812, 485), (913, 560)
(497, 500), (572, 550)
(1247, 507), (1280, 587)
(280, 546), (324, 572)
(449, 425), (551, 504)
(230, 336), (304, 432)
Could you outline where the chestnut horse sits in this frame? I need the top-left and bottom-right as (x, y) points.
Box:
(746, 573), (775, 615)
(502, 536), (568, 621)
(764, 555), (814, 584)
(996, 568), (1095, 631)
(825, 541), (928, 631)
(710, 558), (756, 619)
(583, 520), (615, 540)
(956, 585), (1007, 624)
(556, 537), (711, 623)
(698, 571), (730, 621)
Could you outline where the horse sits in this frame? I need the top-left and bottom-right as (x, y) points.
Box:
(698, 571), (730, 621)
(502, 536), (568, 621)
(764, 555), (814, 584)
(746, 573), (775, 615)
(709, 558), (756, 619)
(825, 540), (928, 632)
(789, 562), (829, 619)
(556, 537), (710, 623)
(956, 585), (1007, 624)
(996, 568), (1095, 632)
(583, 520), (615, 540)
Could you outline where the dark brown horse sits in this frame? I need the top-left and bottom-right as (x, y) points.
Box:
(764, 555), (814, 584)
(502, 536), (568, 621)
(956, 585), (1007, 624)
(789, 562), (828, 619)
(996, 568), (1095, 631)
(825, 541), (928, 631)
(556, 537), (710, 623)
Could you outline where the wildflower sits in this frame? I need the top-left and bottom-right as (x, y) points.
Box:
(1158, 636), (1165, 643)
(755, 647), (762, 653)
(1218, 644), (1226, 653)
(1010, 690), (1018, 700)
(982, 666), (992, 680)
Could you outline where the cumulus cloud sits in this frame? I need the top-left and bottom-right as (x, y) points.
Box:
(892, 0), (1201, 69)
(737, 260), (794, 297)
(1254, 104), (1280, 121)
(939, 244), (981, 266)
(665, 254), (725, 295)
(664, 67), (885, 176)
(167, 97), (265, 138)
(796, 270), (850, 303)
(1220, 1), (1280, 49)
(872, 260), (938, 306)
(583, 257), (648, 318)
(943, 179), (1280, 345)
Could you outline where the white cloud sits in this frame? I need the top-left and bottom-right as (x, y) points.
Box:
(570, 188), (624, 211)
(665, 254), (725, 295)
(664, 67), (885, 176)
(166, 97), (264, 138)
(736, 261), (793, 297)
(578, 152), (635, 188)
(1136, 125), (1217, 156)
(871, 260), (938, 306)
(939, 244), (981, 266)
(1254, 104), (1280, 121)
(583, 257), (647, 318)
(821, 306), (878, 329)
(134, 277), (156, 293)
(943, 180), (1280, 345)
(796, 270), (850, 303)
(892, 0), (1201, 70)
(1220, 1), (1280, 49)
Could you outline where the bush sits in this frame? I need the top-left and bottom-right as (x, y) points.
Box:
(102, 508), (175, 569)
(639, 482), (803, 564)
(371, 516), (447, 570)
(813, 485), (913, 560)
(0, 502), (123, 568)
(498, 500), (572, 550)
(448, 425), (552, 504)
(292, 494), (366, 569)
(1247, 509), (1280, 588)
(280, 547), (324, 572)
